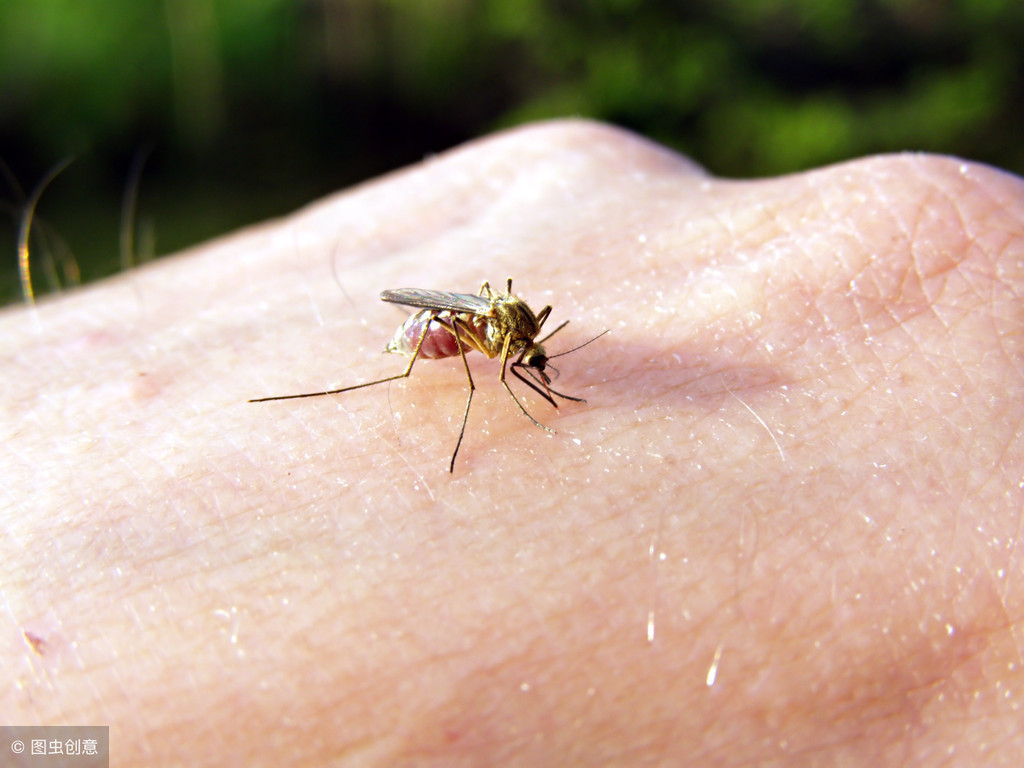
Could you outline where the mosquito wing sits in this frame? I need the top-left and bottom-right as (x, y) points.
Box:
(380, 288), (493, 314)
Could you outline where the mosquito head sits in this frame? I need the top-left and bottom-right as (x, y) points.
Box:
(520, 344), (551, 384)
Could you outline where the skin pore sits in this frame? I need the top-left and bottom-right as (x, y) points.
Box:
(2, 121), (1022, 766)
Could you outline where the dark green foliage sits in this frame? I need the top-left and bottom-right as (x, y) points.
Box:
(2, 0), (1021, 302)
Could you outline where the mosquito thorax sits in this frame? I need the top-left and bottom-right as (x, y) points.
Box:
(498, 294), (540, 329)
(482, 295), (537, 351)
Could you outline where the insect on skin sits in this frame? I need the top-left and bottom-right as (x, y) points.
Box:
(250, 278), (602, 472)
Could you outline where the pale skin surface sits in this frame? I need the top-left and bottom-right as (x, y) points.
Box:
(2, 120), (1022, 766)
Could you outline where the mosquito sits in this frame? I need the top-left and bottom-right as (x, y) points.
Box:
(250, 278), (603, 472)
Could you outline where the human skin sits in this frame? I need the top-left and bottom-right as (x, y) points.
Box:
(2, 120), (1022, 766)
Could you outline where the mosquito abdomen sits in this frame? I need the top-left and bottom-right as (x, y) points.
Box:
(386, 310), (484, 359)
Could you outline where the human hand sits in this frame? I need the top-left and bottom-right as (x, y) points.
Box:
(4, 121), (1022, 766)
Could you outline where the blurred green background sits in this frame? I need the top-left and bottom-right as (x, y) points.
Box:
(2, 0), (1022, 304)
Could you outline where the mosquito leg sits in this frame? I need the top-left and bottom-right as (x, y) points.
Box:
(546, 386), (586, 403)
(448, 318), (477, 472)
(534, 305), (552, 333)
(248, 312), (436, 402)
(509, 363), (586, 406)
(498, 339), (554, 433)
(536, 317), (566, 344)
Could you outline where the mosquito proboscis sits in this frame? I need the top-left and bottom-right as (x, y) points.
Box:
(250, 278), (605, 472)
